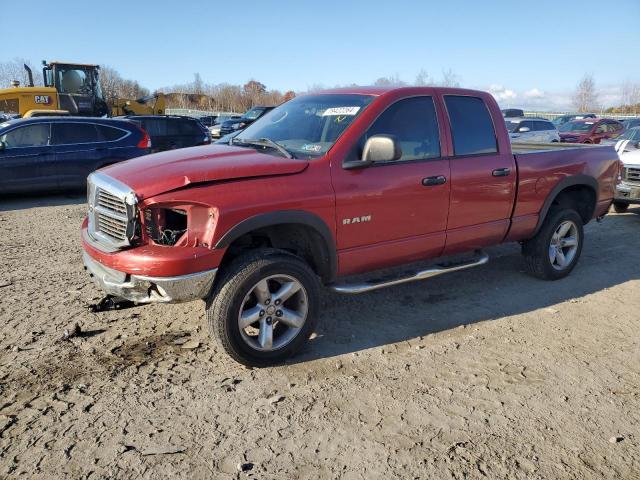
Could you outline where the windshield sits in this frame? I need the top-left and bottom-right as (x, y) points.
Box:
(235, 94), (374, 159)
(619, 127), (640, 141)
(504, 120), (521, 133)
(243, 108), (265, 120)
(559, 121), (594, 133)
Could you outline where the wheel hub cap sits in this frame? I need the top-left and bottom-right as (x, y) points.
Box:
(549, 220), (579, 271)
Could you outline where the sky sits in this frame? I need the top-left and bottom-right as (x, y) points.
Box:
(2, 0), (639, 111)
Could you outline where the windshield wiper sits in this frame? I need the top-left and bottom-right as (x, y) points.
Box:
(231, 137), (295, 159)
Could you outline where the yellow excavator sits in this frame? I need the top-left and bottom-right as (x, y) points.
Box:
(0, 61), (164, 118)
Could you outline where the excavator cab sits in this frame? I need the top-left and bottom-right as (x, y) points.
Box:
(42, 61), (108, 116)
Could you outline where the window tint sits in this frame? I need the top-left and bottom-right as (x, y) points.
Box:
(167, 119), (202, 136)
(445, 96), (497, 155)
(520, 121), (534, 131)
(139, 118), (167, 136)
(52, 122), (101, 144)
(96, 125), (127, 141)
(0, 124), (50, 147)
(541, 121), (555, 131)
(362, 96), (440, 161)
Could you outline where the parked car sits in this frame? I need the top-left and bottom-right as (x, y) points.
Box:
(210, 115), (241, 138)
(559, 118), (624, 144)
(82, 86), (618, 366)
(601, 126), (640, 151)
(613, 146), (640, 213)
(621, 118), (640, 130)
(552, 113), (597, 127)
(501, 108), (524, 118)
(0, 116), (151, 194)
(219, 106), (275, 137)
(504, 117), (560, 143)
(124, 115), (210, 152)
(197, 115), (218, 128)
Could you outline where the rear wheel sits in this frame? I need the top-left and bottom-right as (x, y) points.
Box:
(612, 201), (629, 213)
(206, 249), (320, 367)
(522, 208), (584, 280)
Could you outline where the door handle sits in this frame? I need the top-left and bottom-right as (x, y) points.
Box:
(492, 168), (511, 177)
(422, 175), (447, 186)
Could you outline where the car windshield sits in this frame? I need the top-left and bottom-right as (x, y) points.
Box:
(234, 94), (374, 159)
(559, 121), (594, 133)
(619, 127), (640, 140)
(504, 120), (521, 133)
(243, 108), (265, 120)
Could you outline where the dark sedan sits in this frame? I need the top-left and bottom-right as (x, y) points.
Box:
(0, 117), (151, 194)
(219, 106), (275, 137)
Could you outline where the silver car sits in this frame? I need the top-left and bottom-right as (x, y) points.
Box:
(505, 117), (560, 143)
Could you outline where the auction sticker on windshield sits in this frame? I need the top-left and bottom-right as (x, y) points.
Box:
(322, 106), (360, 116)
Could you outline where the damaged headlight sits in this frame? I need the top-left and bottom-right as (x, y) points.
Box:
(144, 208), (188, 246)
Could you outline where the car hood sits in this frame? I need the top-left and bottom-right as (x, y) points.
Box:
(100, 144), (308, 200)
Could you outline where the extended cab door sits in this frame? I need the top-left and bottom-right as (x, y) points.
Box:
(441, 95), (517, 255)
(52, 122), (106, 188)
(332, 96), (451, 275)
(0, 122), (55, 194)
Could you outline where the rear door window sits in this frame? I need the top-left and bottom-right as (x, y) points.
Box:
(168, 119), (201, 136)
(444, 96), (498, 155)
(0, 123), (50, 147)
(362, 96), (440, 162)
(96, 125), (128, 142)
(139, 118), (167, 136)
(52, 122), (101, 144)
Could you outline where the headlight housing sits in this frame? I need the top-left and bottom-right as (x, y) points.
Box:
(141, 203), (217, 248)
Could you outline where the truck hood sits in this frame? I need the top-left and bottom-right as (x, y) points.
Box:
(100, 144), (308, 199)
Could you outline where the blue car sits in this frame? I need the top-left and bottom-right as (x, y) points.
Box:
(0, 117), (151, 194)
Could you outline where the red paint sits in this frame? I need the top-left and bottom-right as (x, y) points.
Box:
(82, 86), (618, 281)
(559, 118), (624, 144)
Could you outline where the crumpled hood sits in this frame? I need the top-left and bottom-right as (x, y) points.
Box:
(100, 144), (308, 200)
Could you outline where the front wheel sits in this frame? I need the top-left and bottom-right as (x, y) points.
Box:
(612, 201), (629, 213)
(522, 208), (584, 280)
(206, 249), (320, 367)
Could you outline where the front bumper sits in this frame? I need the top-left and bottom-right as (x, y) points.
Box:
(83, 251), (217, 304)
(615, 182), (640, 204)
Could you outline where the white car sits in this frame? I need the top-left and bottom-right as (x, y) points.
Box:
(505, 117), (560, 143)
(613, 144), (640, 213)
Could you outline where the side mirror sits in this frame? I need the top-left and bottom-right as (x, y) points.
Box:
(363, 134), (402, 162)
(635, 141), (640, 149)
(343, 134), (402, 170)
(517, 126), (530, 133)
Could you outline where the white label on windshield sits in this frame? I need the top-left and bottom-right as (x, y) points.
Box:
(322, 106), (360, 116)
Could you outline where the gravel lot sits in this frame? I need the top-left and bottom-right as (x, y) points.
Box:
(0, 195), (639, 479)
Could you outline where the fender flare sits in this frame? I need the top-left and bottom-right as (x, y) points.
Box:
(533, 174), (598, 236)
(215, 210), (337, 281)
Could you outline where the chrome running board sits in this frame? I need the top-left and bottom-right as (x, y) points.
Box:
(330, 250), (489, 294)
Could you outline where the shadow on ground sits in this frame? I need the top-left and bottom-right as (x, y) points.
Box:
(292, 211), (640, 363)
(0, 193), (85, 212)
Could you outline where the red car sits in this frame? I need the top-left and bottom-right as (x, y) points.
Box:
(81, 86), (618, 366)
(559, 118), (624, 144)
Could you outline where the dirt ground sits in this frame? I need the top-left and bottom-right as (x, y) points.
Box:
(0, 195), (638, 480)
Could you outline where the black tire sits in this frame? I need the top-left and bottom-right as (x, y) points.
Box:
(206, 248), (320, 367)
(522, 208), (584, 280)
(612, 201), (629, 213)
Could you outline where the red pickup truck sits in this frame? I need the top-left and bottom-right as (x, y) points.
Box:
(82, 87), (618, 366)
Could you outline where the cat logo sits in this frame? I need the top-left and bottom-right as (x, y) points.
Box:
(34, 95), (52, 105)
(342, 215), (372, 225)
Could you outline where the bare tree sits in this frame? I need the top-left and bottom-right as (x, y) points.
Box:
(621, 81), (640, 114)
(99, 66), (149, 107)
(572, 74), (598, 113)
(374, 74), (405, 86)
(440, 68), (461, 87)
(414, 69), (432, 86)
(0, 58), (43, 88)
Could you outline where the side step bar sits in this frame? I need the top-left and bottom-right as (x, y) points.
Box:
(330, 250), (489, 294)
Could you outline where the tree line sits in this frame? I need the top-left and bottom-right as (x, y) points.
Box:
(1, 58), (638, 114)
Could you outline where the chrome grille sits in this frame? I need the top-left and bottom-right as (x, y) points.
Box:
(625, 167), (640, 184)
(87, 172), (137, 249)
